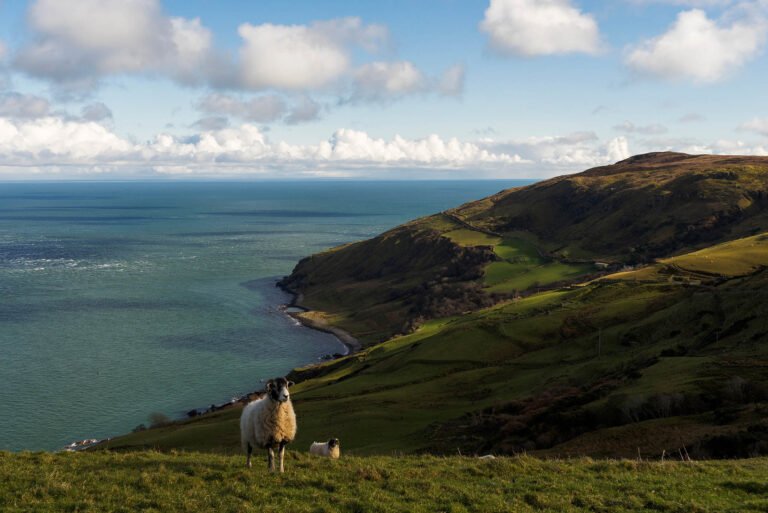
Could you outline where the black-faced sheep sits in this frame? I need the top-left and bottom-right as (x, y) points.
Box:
(240, 377), (296, 472)
(309, 438), (340, 459)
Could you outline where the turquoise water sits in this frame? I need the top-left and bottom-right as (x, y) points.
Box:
(0, 180), (527, 451)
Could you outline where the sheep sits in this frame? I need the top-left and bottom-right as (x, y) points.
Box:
(309, 438), (340, 459)
(240, 377), (297, 472)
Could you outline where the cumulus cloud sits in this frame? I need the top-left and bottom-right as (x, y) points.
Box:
(0, 92), (51, 118)
(190, 116), (229, 131)
(637, 135), (768, 155)
(478, 131), (630, 171)
(237, 17), (387, 90)
(195, 92), (323, 124)
(80, 102), (112, 122)
(197, 93), (286, 123)
(12, 3), (448, 105)
(438, 64), (466, 96)
(480, 0), (602, 56)
(625, 8), (768, 83)
(0, 116), (135, 163)
(613, 121), (668, 135)
(351, 61), (426, 100)
(16, 0), (214, 86)
(738, 117), (768, 136)
(0, 116), (531, 177)
(627, 0), (736, 6)
(285, 96), (322, 125)
(349, 61), (466, 102)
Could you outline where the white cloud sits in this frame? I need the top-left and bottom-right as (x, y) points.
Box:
(190, 116), (229, 131)
(196, 93), (322, 124)
(80, 102), (112, 122)
(478, 131), (630, 171)
(613, 121), (668, 134)
(167, 17), (215, 85)
(438, 64), (466, 96)
(0, 116), (528, 177)
(197, 93), (287, 123)
(480, 0), (602, 56)
(318, 129), (523, 165)
(739, 117), (768, 136)
(0, 92), (51, 118)
(0, 117), (135, 162)
(13, 4), (446, 105)
(625, 8), (768, 83)
(352, 61), (426, 100)
(638, 136), (768, 155)
(285, 97), (321, 125)
(349, 61), (466, 102)
(627, 0), (736, 6)
(16, 0), (213, 85)
(237, 17), (387, 90)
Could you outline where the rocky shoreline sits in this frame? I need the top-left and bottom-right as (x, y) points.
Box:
(275, 279), (362, 354)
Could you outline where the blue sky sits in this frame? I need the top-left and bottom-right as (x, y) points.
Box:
(0, 0), (767, 179)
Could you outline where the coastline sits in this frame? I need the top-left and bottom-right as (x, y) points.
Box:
(277, 286), (362, 355)
(69, 279), (358, 452)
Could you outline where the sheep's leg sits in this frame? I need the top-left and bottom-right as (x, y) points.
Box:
(278, 441), (287, 473)
(267, 447), (275, 472)
(246, 442), (252, 468)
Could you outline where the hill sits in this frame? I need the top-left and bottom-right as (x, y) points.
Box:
(101, 154), (768, 459)
(279, 152), (768, 344)
(103, 231), (768, 458)
(3, 451), (768, 512)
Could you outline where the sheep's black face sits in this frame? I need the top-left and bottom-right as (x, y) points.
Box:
(267, 377), (294, 403)
(328, 438), (339, 448)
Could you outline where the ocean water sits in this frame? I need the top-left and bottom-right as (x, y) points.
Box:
(0, 180), (528, 451)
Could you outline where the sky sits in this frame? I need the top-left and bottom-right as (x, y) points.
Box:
(0, 0), (767, 180)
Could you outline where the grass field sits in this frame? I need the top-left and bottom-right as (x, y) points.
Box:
(2, 452), (767, 512)
(443, 228), (596, 293)
(100, 232), (768, 459)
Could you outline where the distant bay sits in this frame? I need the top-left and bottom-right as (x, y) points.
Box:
(0, 180), (530, 451)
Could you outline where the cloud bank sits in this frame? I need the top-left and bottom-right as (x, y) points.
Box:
(0, 115), (532, 177)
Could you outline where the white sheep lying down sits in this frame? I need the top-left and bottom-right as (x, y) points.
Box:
(309, 438), (340, 459)
(240, 377), (296, 472)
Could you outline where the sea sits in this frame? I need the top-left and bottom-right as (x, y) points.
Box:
(0, 180), (529, 451)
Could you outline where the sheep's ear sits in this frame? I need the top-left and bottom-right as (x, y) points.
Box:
(287, 380), (295, 387)
(266, 381), (274, 391)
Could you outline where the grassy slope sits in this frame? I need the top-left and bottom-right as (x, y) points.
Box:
(102, 233), (768, 458)
(3, 451), (768, 512)
(280, 153), (768, 345)
(459, 152), (768, 260)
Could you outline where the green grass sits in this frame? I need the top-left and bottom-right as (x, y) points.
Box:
(102, 233), (768, 459)
(3, 452), (768, 513)
(660, 232), (768, 276)
(484, 260), (593, 292)
(457, 235), (596, 293)
(443, 229), (500, 247)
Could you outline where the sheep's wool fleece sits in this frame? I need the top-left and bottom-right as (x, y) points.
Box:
(240, 398), (297, 448)
(310, 442), (340, 459)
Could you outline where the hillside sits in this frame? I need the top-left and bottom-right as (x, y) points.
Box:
(3, 452), (768, 512)
(101, 154), (768, 460)
(104, 231), (768, 458)
(280, 153), (768, 344)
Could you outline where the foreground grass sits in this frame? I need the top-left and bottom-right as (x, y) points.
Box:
(2, 452), (767, 513)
